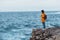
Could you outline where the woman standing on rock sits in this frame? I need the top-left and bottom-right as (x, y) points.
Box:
(41, 10), (47, 29)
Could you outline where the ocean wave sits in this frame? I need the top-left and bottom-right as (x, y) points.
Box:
(0, 12), (60, 40)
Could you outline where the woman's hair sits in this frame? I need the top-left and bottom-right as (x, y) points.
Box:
(41, 10), (44, 13)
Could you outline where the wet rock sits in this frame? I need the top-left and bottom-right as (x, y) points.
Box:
(30, 27), (60, 40)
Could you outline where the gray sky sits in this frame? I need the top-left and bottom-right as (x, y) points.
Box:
(0, 0), (60, 12)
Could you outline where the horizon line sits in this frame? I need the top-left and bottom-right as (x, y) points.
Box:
(0, 10), (60, 12)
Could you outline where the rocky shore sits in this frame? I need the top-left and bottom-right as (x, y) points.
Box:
(30, 27), (60, 40)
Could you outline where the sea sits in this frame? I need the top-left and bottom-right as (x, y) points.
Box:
(0, 11), (60, 40)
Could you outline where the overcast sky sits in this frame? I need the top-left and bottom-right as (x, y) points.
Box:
(0, 0), (60, 12)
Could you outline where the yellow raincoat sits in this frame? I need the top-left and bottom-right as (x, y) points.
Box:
(41, 13), (46, 22)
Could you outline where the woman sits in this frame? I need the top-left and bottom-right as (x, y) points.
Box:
(41, 10), (47, 28)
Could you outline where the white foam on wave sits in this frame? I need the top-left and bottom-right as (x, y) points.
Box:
(53, 12), (60, 14)
(46, 12), (60, 14)
(46, 25), (54, 28)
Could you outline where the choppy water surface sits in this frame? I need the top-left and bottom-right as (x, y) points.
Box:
(0, 11), (60, 40)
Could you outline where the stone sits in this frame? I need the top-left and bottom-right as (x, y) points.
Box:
(30, 27), (60, 40)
